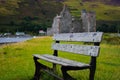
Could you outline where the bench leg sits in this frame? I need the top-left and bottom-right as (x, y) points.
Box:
(61, 66), (76, 80)
(89, 67), (96, 80)
(89, 57), (96, 80)
(33, 57), (41, 80)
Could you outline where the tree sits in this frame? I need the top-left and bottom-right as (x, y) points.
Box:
(116, 24), (120, 34)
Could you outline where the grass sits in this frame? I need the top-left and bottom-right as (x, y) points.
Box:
(0, 37), (52, 80)
(0, 34), (120, 80)
(64, 0), (120, 21)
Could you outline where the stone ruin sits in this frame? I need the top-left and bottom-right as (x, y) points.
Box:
(47, 5), (96, 35)
(81, 9), (96, 32)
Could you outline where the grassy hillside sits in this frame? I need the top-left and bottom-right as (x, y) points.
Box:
(0, 0), (120, 33)
(0, 0), (63, 33)
(0, 34), (120, 80)
(64, 0), (120, 21)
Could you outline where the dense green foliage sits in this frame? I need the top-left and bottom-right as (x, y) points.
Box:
(96, 21), (120, 33)
(0, 34), (120, 80)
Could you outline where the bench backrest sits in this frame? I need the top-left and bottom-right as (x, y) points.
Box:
(52, 32), (103, 57)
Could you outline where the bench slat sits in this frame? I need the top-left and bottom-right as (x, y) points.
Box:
(52, 43), (100, 57)
(53, 32), (103, 42)
(33, 54), (90, 67)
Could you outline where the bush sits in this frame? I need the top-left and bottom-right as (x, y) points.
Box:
(103, 33), (120, 45)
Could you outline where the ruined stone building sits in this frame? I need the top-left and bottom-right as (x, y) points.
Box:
(47, 5), (96, 35)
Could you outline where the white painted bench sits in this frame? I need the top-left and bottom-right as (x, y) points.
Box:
(33, 32), (103, 80)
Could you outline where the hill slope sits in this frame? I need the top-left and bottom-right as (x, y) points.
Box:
(0, 0), (120, 33)
(0, 0), (63, 33)
(64, 0), (120, 21)
(83, 0), (120, 6)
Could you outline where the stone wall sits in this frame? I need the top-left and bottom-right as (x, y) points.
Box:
(72, 18), (83, 33)
(47, 28), (53, 36)
(59, 5), (72, 33)
(81, 9), (96, 32)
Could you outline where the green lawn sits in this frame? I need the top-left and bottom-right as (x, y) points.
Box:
(0, 35), (120, 80)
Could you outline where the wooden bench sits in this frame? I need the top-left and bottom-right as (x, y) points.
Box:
(33, 32), (103, 80)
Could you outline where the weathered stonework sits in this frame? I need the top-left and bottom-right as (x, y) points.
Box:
(72, 18), (83, 33)
(59, 5), (72, 33)
(47, 28), (53, 36)
(81, 9), (96, 32)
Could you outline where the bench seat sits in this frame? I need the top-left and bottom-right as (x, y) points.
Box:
(33, 54), (90, 67)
